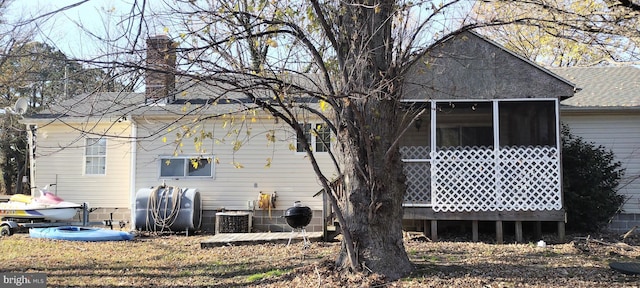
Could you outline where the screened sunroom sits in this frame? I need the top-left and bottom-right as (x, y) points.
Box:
(400, 99), (562, 213)
(376, 30), (575, 241)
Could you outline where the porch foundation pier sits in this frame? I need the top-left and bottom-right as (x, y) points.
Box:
(431, 220), (438, 242)
(472, 220), (479, 242)
(558, 221), (566, 242)
(422, 220), (429, 238)
(515, 221), (523, 243)
(496, 221), (503, 244)
(534, 222), (542, 240)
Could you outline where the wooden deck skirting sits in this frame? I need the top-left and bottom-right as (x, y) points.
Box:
(317, 177), (567, 244)
(403, 207), (566, 243)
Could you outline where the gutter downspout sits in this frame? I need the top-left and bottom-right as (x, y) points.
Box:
(129, 119), (137, 229)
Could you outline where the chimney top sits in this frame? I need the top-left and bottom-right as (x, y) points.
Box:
(145, 35), (176, 104)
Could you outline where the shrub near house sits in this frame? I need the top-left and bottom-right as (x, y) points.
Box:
(561, 125), (625, 232)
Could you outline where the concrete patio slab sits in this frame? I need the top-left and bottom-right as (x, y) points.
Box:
(200, 231), (324, 248)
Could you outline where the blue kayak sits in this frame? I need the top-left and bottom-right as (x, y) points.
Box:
(29, 226), (134, 241)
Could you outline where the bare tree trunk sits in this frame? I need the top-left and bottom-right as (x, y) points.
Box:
(335, 96), (413, 279)
(329, 0), (413, 279)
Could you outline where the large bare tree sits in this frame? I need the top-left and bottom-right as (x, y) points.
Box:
(29, 0), (475, 279)
(149, 0), (437, 277)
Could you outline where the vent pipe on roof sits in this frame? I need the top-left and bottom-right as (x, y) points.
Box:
(145, 35), (176, 104)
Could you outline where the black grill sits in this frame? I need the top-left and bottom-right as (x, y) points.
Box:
(284, 205), (312, 228)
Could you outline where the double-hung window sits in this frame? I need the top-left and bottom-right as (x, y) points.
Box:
(159, 156), (214, 178)
(85, 138), (106, 175)
(296, 123), (331, 153)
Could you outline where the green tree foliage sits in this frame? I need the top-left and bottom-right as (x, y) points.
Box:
(0, 0), (30, 194)
(471, 0), (640, 66)
(0, 42), (129, 108)
(0, 114), (27, 195)
(562, 125), (625, 232)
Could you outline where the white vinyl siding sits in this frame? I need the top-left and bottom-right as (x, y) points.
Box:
(135, 117), (333, 211)
(85, 138), (106, 175)
(562, 113), (640, 214)
(33, 123), (132, 207)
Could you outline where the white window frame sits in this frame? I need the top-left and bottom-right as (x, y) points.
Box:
(84, 138), (106, 175)
(296, 123), (331, 153)
(158, 156), (215, 179)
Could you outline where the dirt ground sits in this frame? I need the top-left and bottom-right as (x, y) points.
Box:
(262, 232), (640, 287)
(0, 231), (639, 287)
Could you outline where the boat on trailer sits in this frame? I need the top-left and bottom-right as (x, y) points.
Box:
(0, 191), (88, 236)
(1, 190), (129, 238)
(0, 192), (81, 221)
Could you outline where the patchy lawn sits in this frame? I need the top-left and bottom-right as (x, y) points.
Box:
(0, 232), (639, 287)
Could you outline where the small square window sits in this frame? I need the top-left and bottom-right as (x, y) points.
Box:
(160, 158), (185, 177)
(188, 158), (212, 177)
(296, 123), (331, 153)
(159, 156), (214, 178)
(85, 138), (106, 175)
(315, 124), (331, 152)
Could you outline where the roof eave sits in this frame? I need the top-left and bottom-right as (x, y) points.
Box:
(560, 105), (640, 114)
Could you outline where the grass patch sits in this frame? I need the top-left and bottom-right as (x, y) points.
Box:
(246, 269), (288, 282)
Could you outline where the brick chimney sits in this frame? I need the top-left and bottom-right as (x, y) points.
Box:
(145, 35), (176, 103)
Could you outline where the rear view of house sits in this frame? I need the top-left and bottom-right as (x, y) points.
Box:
(23, 32), (587, 242)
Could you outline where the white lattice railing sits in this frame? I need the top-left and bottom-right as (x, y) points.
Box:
(401, 146), (562, 212)
(401, 146), (431, 204)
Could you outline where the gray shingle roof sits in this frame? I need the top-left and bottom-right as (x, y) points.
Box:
(25, 91), (264, 122)
(550, 66), (640, 108)
(32, 92), (145, 119)
(23, 76), (323, 123)
(28, 66), (639, 123)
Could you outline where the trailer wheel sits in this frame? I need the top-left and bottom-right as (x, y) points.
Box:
(0, 225), (12, 237)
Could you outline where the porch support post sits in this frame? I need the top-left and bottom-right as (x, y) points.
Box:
(431, 220), (438, 242)
(558, 221), (565, 242)
(534, 221), (542, 240)
(496, 220), (503, 244)
(423, 220), (429, 238)
(515, 221), (523, 243)
(472, 220), (479, 242)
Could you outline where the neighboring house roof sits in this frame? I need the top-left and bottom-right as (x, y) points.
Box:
(551, 66), (640, 110)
